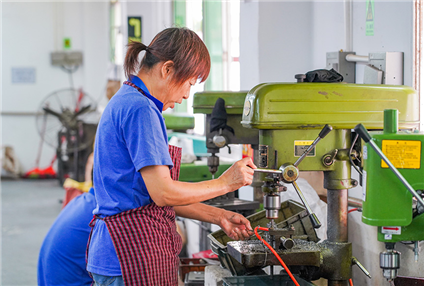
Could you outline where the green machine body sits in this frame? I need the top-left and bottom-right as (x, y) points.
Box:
(241, 82), (419, 170)
(362, 109), (424, 243)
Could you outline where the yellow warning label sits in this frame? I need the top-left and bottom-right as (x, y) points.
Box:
(381, 140), (421, 169)
(294, 140), (315, 157)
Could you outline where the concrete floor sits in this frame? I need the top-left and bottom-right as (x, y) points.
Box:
(2, 179), (64, 286)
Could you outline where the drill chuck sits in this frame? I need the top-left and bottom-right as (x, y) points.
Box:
(380, 249), (400, 281)
(264, 194), (281, 219)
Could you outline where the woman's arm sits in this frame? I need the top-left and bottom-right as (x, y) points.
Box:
(174, 203), (252, 240)
(140, 157), (255, 207)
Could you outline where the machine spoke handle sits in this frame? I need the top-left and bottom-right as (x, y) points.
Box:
(354, 124), (424, 209)
(294, 124), (333, 167)
(254, 168), (282, 174)
(292, 181), (321, 229)
(352, 257), (372, 279)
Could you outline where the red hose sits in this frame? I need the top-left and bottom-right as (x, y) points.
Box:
(349, 278), (354, 286)
(254, 226), (300, 286)
(348, 208), (359, 213)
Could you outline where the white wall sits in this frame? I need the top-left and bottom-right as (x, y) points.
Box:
(240, 1), (418, 285)
(1, 2), (109, 172)
(1, 1), (172, 173)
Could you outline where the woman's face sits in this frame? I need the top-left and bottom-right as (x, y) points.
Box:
(162, 77), (197, 111)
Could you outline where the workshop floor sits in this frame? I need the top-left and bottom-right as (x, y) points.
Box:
(2, 179), (64, 286)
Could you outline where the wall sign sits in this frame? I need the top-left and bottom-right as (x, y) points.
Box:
(366, 0), (374, 36)
(64, 38), (71, 49)
(128, 16), (142, 43)
(11, 67), (36, 84)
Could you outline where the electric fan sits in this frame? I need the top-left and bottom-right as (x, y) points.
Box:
(35, 88), (100, 184)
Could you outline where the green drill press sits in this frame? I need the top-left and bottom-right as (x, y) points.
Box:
(224, 82), (420, 286)
(355, 109), (424, 282)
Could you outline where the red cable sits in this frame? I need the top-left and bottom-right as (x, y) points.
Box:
(254, 226), (300, 286)
(348, 208), (359, 213)
(349, 278), (354, 286)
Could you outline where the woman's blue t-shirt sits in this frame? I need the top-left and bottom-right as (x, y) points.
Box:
(87, 76), (173, 276)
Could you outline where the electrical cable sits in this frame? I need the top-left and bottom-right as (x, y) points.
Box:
(349, 133), (363, 175)
(254, 226), (300, 286)
(60, 65), (79, 91)
(349, 278), (354, 286)
(348, 208), (359, 214)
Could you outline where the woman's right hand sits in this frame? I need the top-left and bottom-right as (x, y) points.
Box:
(218, 157), (256, 192)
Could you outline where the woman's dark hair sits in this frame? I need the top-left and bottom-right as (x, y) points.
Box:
(123, 27), (210, 86)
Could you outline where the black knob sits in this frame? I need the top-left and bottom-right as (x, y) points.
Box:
(295, 74), (306, 83)
(354, 124), (372, 143)
(318, 124), (333, 139)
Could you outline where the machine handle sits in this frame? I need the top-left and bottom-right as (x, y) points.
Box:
(353, 124), (372, 143)
(354, 124), (424, 209)
(292, 181), (321, 229)
(318, 124), (333, 139)
(294, 124), (333, 167)
(254, 168), (282, 174)
(352, 257), (372, 279)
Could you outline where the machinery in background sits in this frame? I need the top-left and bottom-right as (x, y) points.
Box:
(36, 88), (99, 184)
(219, 81), (419, 285)
(193, 92), (261, 251)
(355, 109), (424, 282)
(326, 51), (404, 85)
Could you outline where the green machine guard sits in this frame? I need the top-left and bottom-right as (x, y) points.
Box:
(359, 109), (424, 243)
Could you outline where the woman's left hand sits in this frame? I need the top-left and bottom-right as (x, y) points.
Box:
(218, 210), (253, 241)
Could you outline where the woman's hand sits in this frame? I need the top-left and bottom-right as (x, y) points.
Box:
(218, 210), (253, 241)
(218, 157), (256, 193)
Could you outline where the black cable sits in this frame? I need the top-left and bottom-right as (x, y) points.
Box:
(350, 133), (363, 175)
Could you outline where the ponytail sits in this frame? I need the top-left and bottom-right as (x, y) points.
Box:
(123, 41), (148, 79)
(123, 28), (210, 85)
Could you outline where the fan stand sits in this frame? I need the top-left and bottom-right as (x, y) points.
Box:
(35, 88), (99, 184)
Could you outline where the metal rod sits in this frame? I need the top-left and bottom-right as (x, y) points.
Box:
(368, 140), (424, 208)
(294, 124), (333, 167)
(292, 181), (321, 228)
(345, 54), (369, 63)
(293, 137), (321, 167)
(253, 168), (282, 174)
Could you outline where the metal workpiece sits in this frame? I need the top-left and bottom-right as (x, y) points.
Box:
(380, 249), (400, 281)
(280, 237), (295, 249)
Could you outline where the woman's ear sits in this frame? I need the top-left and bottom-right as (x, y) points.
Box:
(161, 60), (174, 79)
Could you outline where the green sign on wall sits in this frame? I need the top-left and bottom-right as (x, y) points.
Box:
(366, 0), (374, 36)
(128, 16), (142, 43)
(64, 38), (71, 49)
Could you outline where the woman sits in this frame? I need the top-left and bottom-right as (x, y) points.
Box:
(87, 27), (256, 286)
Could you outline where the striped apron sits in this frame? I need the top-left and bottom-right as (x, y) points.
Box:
(87, 79), (184, 285)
